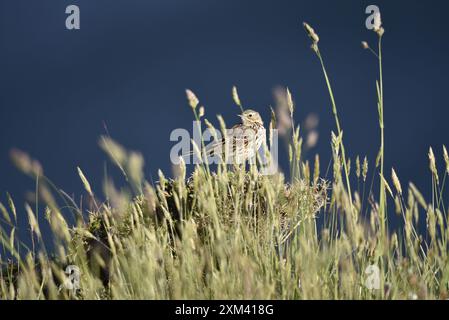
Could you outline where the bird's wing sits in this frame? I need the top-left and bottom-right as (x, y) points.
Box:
(183, 124), (258, 158)
(205, 124), (260, 157)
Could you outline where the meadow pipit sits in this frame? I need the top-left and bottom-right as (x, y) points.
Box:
(188, 109), (266, 165)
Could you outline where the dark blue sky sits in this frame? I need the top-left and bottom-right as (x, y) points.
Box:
(1, 0), (448, 229)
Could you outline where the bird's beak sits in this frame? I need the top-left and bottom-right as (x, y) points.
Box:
(237, 114), (243, 119)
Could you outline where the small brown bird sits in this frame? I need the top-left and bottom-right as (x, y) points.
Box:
(189, 109), (266, 164)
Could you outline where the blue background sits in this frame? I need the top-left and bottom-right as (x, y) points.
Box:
(1, 0), (448, 236)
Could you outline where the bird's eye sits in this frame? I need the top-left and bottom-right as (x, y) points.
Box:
(249, 114), (253, 117)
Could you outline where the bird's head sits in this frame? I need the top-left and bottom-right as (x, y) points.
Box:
(239, 109), (263, 126)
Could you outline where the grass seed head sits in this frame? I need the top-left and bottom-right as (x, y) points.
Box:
(391, 168), (402, 195)
(443, 145), (449, 175)
(362, 156), (368, 182)
(25, 203), (41, 239)
(356, 156), (361, 179)
(372, 11), (385, 36)
(185, 89), (199, 110)
(303, 22), (319, 44)
(373, 12), (382, 31)
(306, 131), (319, 149)
(428, 147), (439, 184)
(313, 154), (320, 183)
(232, 86), (242, 107)
(274, 87), (292, 136)
(77, 167), (93, 197)
(10, 149), (43, 178)
(377, 27), (385, 36)
(198, 106), (205, 118)
(304, 113), (319, 131)
(286, 87), (294, 116)
(380, 174), (394, 198)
